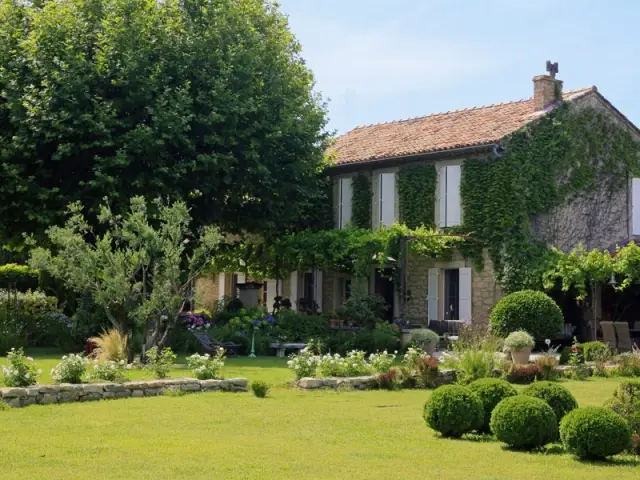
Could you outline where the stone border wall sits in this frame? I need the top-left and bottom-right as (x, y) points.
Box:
(297, 369), (457, 390)
(0, 378), (248, 408)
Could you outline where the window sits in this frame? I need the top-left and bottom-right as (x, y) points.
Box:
(303, 272), (314, 301)
(633, 178), (640, 236)
(439, 165), (461, 227)
(379, 172), (396, 227)
(444, 269), (460, 320)
(338, 177), (353, 228)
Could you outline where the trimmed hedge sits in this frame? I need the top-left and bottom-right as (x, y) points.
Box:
(490, 396), (558, 449)
(423, 385), (484, 438)
(468, 378), (518, 433)
(522, 381), (578, 423)
(560, 407), (631, 459)
(580, 341), (611, 361)
(605, 379), (640, 436)
(489, 290), (563, 340)
(0, 264), (39, 291)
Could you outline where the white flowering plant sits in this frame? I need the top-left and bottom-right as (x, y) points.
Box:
(2, 348), (40, 387)
(51, 354), (88, 384)
(145, 346), (176, 379)
(89, 359), (130, 382)
(403, 347), (431, 371)
(187, 348), (225, 380)
(287, 347), (319, 379)
(368, 350), (397, 373)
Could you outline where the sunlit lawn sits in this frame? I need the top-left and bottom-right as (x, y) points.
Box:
(1, 351), (639, 479)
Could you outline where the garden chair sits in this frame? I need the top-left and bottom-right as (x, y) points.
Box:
(613, 322), (633, 352)
(600, 321), (617, 350)
(191, 331), (240, 357)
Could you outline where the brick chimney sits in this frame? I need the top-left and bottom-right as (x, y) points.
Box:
(533, 61), (563, 111)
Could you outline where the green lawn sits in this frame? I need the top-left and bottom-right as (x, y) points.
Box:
(0, 353), (639, 479)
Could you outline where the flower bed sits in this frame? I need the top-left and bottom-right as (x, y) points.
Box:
(0, 377), (248, 408)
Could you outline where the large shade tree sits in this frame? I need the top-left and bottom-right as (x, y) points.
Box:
(0, 0), (329, 248)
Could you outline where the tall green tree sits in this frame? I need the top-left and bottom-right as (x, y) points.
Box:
(29, 196), (221, 349)
(0, 0), (329, 248)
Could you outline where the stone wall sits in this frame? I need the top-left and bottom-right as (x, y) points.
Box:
(0, 377), (248, 408)
(194, 275), (221, 311)
(297, 369), (456, 390)
(471, 250), (502, 327)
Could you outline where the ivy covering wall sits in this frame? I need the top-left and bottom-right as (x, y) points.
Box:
(351, 174), (372, 228)
(460, 104), (640, 293)
(398, 165), (436, 228)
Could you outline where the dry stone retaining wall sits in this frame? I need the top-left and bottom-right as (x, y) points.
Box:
(0, 377), (248, 408)
(297, 369), (457, 390)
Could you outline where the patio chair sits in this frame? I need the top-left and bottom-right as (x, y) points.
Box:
(191, 331), (241, 357)
(613, 322), (633, 353)
(600, 321), (617, 350)
(634, 321), (640, 331)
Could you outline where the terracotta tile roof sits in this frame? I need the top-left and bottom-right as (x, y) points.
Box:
(329, 87), (595, 165)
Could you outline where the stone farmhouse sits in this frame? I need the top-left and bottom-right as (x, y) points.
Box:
(198, 64), (640, 327)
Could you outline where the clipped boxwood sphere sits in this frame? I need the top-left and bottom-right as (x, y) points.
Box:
(468, 378), (518, 433)
(490, 396), (558, 449)
(489, 290), (563, 339)
(560, 407), (631, 459)
(522, 381), (578, 423)
(423, 385), (484, 438)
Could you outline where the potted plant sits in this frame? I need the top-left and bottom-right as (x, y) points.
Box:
(409, 328), (440, 355)
(503, 330), (535, 365)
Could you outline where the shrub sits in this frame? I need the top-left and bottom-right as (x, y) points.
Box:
(468, 378), (517, 433)
(251, 380), (271, 398)
(145, 346), (176, 379)
(615, 351), (640, 377)
(398, 366), (417, 388)
(370, 322), (400, 352)
(90, 359), (129, 382)
(377, 368), (400, 390)
(560, 407), (631, 459)
(442, 334), (499, 384)
(287, 343), (320, 379)
(502, 362), (540, 384)
(489, 290), (563, 340)
(522, 381), (578, 423)
(186, 348), (226, 380)
(0, 264), (39, 291)
(581, 341), (611, 362)
(490, 396), (558, 449)
(89, 329), (128, 362)
(275, 310), (330, 343)
(605, 379), (640, 443)
(1, 348), (40, 387)
(503, 330), (534, 352)
(410, 329), (440, 349)
(51, 354), (88, 384)
(416, 356), (439, 388)
(535, 355), (560, 381)
(338, 293), (387, 328)
(559, 345), (582, 365)
(423, 385), (484, 438)
(317, 350), (372, 377)
(566, 337), (591, 380)
(368, 350), (396, 373)
(403, 347), (430, 371)
(0, 289), (58, 349)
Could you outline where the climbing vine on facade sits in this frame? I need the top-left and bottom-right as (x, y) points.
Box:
(460, 105), (640, 293)
(351, 174), (372, 228)
(398, 164), (436, 229)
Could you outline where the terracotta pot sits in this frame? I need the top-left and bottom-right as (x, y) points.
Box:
(511, 347), (532, 365)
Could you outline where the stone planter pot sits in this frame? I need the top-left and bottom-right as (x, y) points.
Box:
(424, 342), (437, 356)
(511, 347), (532, 365)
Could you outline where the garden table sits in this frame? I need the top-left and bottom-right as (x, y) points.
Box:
(270, 343), (307, 357)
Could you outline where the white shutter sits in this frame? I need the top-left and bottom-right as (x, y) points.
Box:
(427, 268), (439, 323)
(266, 279), (277, 312)
(339, 177), (353, 228)
(236, 272), (246, 284)
(290, 271), (299, 311)
(217, 273), (226, 300)
(438, 167), (446, 228)
(459, 267), (472, 323)
(380, 173), (396, 227)
(446, 165), (461, 226)
(314, 270), (323, 313)
(633, 178), (640, 236)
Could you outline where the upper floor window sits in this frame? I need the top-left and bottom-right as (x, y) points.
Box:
(338, 177), (352, 229)
(439, 165), (461, 227)
(379, 172), (396, 227)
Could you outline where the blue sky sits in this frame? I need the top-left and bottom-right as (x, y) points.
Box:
(277, 0), (640, 134)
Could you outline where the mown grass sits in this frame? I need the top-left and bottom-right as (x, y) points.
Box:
(0, 352), (638, 479)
